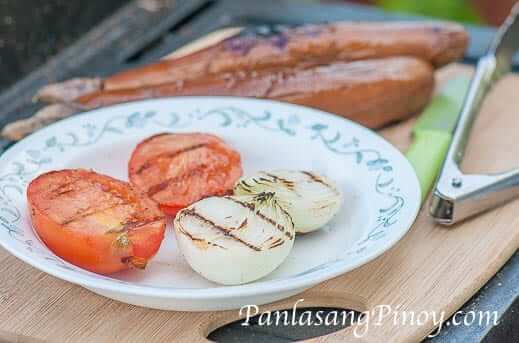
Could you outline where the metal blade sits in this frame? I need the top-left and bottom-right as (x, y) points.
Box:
(490, 3), (519, 76)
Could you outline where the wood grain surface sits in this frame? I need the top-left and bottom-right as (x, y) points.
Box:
(0, 30), (518, 343)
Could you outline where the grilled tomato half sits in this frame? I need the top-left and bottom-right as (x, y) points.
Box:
(128, 133), (243, 216)
(27, 169), (166, 274)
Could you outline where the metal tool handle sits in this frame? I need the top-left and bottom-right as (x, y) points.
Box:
(430, 4), (519, 225)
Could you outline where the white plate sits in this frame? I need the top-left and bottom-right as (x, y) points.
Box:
(0, 97), (420, 311)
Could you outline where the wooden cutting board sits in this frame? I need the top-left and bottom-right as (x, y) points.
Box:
(1, 30), (519, 343)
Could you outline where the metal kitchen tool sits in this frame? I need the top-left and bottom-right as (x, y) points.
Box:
(430, 4), (519, 225)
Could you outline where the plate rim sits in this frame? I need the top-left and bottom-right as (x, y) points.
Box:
(0, 96), (421, 300)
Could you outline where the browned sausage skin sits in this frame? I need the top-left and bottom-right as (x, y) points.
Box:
(34, 21), (466, 104)
(103, 21), (466, 91)
(76, 57), (434, 129)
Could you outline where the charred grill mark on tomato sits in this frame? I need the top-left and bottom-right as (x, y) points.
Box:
(224, 197), (294, 240)
(180, 208), (262, 251)
(47, 178), (85, 200)
(120, 217), (164, 231)
(51, 184), (76, 197)
(146, 165), (207, 197)
(135, 143), (208, 175)
(60, 202), (129, 225)
(49, 178), (132, 225)
(104, 216), (165, 234)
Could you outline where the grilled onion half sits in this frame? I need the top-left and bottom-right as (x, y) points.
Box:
(234, 170), (342, 233)
(173, 193), (295, 285)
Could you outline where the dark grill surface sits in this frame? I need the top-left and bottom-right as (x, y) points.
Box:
(0, 1), (517, 342)
(0, 0), (127, 90)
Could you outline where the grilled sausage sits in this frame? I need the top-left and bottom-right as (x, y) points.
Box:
(103, 21), (465, 91)
(76, 57), (434, 129)
(34, 21), (466, 103)
(3, 56), (434, 140)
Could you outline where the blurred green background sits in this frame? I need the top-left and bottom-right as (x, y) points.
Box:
(378, 0), (482, 23)
(346, 0), (518, 25)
